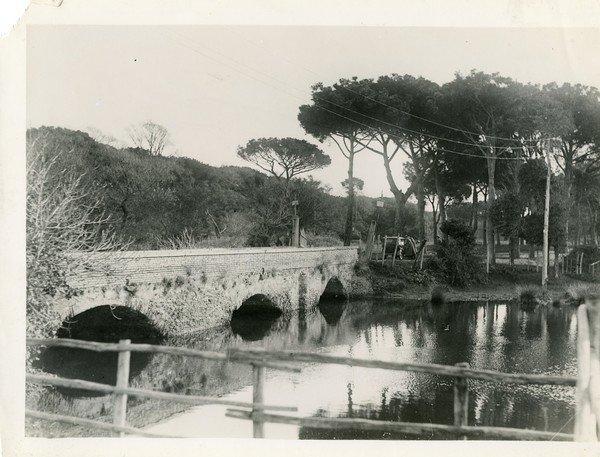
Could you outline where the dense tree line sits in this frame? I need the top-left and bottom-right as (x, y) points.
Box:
(28, 70), (600, 262)
(298, 71), (600, 263)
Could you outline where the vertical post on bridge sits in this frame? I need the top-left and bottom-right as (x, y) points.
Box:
(291, 200), (300, 248)
(292, 216), (300, 248)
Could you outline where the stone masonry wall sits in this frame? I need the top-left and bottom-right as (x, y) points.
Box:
(54, 247), (358, 335)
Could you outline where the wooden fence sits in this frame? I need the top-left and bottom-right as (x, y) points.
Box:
(25, 298), (600, 440)
(26, 338), (300, 438)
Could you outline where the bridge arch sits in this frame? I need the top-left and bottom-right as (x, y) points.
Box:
(36, 305), (163, 396)
(319, 276), (348, 301)
(234, 293), (282, 316)
(230, 294), (283, 341)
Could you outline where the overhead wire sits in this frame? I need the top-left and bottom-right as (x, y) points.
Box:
(165, 31), (544, 161)
(171, 30), (541, 152)
(229, 28), (553, 144)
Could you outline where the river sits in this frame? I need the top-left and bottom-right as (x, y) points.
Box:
(37, 298), (577, 439)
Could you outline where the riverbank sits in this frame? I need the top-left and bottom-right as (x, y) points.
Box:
(356, 261), (598, 303)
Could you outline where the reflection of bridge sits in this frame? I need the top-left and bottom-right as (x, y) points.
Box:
(54, 247), (358, 334)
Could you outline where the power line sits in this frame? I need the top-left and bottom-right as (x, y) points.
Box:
(170, 31), (543, 153)
(315, 95), (543, 151)
(312, 103), (533, 161)
(230, 29), (552, 144)
(165, 31), (540, 162)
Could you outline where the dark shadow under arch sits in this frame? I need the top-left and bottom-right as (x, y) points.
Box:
(35, 305), (163, 397)
(319, 277), (347, 301)
(318, 277), (348, 325)
(230, 294), (282, 342)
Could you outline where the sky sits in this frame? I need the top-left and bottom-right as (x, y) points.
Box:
(27, 26), (600, 198)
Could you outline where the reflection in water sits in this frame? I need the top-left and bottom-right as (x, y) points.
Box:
(35, 299), (578, 439)
(317, 300), (347, 326)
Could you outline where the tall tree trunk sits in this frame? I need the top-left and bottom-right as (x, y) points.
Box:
(408, 143), (426, 241)
(440, 197), (447, 243)
(381, 147), (414, 233)
(576, 205), (582, 247)
(562, 143), (574, 250)
(431, 198), (438, 245)
(416, 178), (426, 240)
(542, 148), (551, 288)
(509, 236), (519, 265)
(486, 154), (497, 268)
(471, 184), (478, 232)
(434, 164), (447, 242)
(412, 164), (426, 241)
(343, 147), (355, 246)
(482, 191), (487, 248)
(589, 200), (599, 246)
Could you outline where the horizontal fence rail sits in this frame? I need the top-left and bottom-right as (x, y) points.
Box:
(225, 409), (574, 441)
(27, 373), (297, 411)
(27, 334), (582, 440)
(26, 338), (301, 372)
(227, 348), (577, 386)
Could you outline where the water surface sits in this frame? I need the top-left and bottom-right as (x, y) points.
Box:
(37, 298), (577, 439)
(146, 299), (577, 439)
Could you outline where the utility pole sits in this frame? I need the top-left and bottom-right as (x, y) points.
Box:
(542, 139), (552, 289)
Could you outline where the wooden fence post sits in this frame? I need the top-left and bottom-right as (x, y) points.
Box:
(381, 236), (388, 265)
(454, 362), (469, 440)
(113, 339), (131, 438)
(575, 305), (598, 441)
(587, 296), (600, 439)
(252, 364), (266, 438)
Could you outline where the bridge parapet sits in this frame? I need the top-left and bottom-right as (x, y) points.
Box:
(67, 246), (358, 288)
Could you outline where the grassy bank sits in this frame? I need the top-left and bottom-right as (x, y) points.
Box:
(360, 261), (598, 303)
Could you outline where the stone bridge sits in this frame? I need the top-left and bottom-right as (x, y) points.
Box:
(54, 247), (359, 335)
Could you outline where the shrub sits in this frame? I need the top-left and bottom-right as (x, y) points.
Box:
(26, 135), (123, 340)
(439, 219), (475, 247)
(156, 228), (247, 249)
(490, 264), (521, 282)
(517, 286), (543, 310)
(305, 231), (343, 247)
(427, 219), (484, 287)
(564, 283), (600, 306)
(369, 262), (433, 286)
